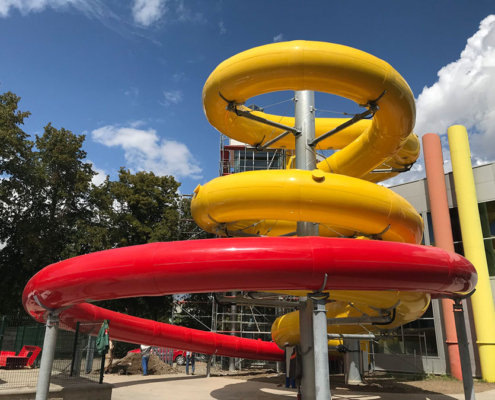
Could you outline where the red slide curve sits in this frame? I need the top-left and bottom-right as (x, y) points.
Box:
(23, 237), (476, 361)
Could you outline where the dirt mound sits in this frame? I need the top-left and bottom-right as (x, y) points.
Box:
(109, 353), (179, 375)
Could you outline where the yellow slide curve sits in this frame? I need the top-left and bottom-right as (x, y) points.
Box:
(192, 41), (426, 348)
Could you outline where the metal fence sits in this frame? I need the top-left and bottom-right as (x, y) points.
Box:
(0, 316), (105, 389)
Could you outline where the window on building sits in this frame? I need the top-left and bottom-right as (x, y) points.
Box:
(374, 303), (438, 357)
(230, 148), (285, 174)
(427, 201), (495, 276)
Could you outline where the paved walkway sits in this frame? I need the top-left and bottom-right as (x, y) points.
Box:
(106, 373), (495, 400)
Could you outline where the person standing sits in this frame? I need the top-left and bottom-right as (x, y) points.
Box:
(289, 346), (302, 390)
(185, 351), (195, 375)
(141, 345), (151, 376)
(285, 346), (296, 389)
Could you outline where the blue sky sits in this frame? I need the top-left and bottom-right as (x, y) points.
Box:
(1, 1), (495, 192)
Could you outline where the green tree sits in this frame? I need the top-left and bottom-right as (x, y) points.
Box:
(91, 168), (181, 321)
(0, 109), (96, 313)
(0, 90), (210, 330)
(0, 91), (34, 314)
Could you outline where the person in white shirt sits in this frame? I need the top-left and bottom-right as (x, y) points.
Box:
(185, 351), (195, 375)
(141, 345), (151, 376)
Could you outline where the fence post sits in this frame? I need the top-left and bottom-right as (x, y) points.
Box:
(35, 313), (59, 400)
(70, 322), (80, 377)
(85, 335), (96, 374)
(99, 320), (109, 384)
(0, 315), (7, 350)
(99, 349), (106, 384)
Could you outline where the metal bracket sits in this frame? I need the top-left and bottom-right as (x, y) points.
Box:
(216, 293), (298, 308)
(255, 130), (292, 151)
(348, 225), (391, 240)
(452, 289), (476, 307)
(219, 92), (300, 136)
(33, 295), (72, 316)
(370, 225), (391, 240)
(370, 163), (415, 174)
(308, 90), (387, 148)
(309, 274), (329, 301)
(369, 300), (401, 314)
(216, 223), (263, 238)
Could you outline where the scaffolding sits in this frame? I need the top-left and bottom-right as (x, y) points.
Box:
(174, 133), (439, 373)
(172, 135), (298, 370)
(219, 134), (292, 176)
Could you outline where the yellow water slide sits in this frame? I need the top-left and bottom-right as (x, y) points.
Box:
(192, 41), (427, 347)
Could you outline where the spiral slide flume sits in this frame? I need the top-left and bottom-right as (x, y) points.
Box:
(23, 41), (477, 363)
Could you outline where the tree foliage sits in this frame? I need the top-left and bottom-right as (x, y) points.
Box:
(0, 91), (211, 326)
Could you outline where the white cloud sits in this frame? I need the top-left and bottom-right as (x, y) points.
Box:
(383, 14), (495, 188)
(129, 119), (146, 128)
(175, 0), (205, 23)
(91, 123), (202, 179)
(0, 0), (117, 21)
(132, 0), (166, 27)
(86, 159), (107, 185)
(273, 33), (283, 42)
(161, 90), (183, 106)
(172, 72), (185, 82)
(0, 0), (83, 17)
(415, 15), (495, 163)
(124, 86), (139, 97)
(219, 20), (226, 34)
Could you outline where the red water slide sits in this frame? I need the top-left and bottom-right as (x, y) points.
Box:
(22, 237), (476, 361)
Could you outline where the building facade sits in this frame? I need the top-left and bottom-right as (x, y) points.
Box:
(218, 136), (495, 376)
(381, 161), (495, 376)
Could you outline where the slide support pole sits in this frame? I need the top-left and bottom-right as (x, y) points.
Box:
(36, 313), (59, 400)
(448, 125), (495, 382)
(295, 90), (331, 400)
(453, 299), (476, 400)
(422, 133), (463, 379)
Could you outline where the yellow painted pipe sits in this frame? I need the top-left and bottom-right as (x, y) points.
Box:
(448, 125), (495, 382)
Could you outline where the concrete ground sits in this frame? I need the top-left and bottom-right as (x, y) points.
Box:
(106, 373), (495, 400)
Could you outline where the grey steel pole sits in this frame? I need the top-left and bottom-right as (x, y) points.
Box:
(344, 339), (363, 385)
(313, 298), (331, 396)
(295, 90), (330, 400)
(36, 313), (59, 400)
(295, 90), (318, 237)
(206, 355), (212, 378)
(211, 294), (216, 369)
(453, 299), (476, 400)
(229, 291), (237, 372)
(299, 296), (316, 399)
(85, 335), (96, 373)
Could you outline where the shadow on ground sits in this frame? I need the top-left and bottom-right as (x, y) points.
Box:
(111, 374), (203, 389)
(239, 372), (468, 396)
(209, 380), (461, 400)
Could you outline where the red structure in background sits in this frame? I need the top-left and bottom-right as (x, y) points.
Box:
(0, 345), (41, 369)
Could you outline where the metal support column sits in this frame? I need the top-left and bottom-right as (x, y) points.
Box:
(211, 294), (217, 369)
(295, 90), (318, 237)
(206, 355), (212, 378)
(85, 335), (96, 373)
(36, 313), (59, 400)
(295, 90), (330, 399)
(453, 299), (476, 400)
(313, 298), (331, 396)
(229, 291), (237, 372)
(344, 339), (363, 385)
(70, 322), (80, 377)
(299, 297), (316, 398)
